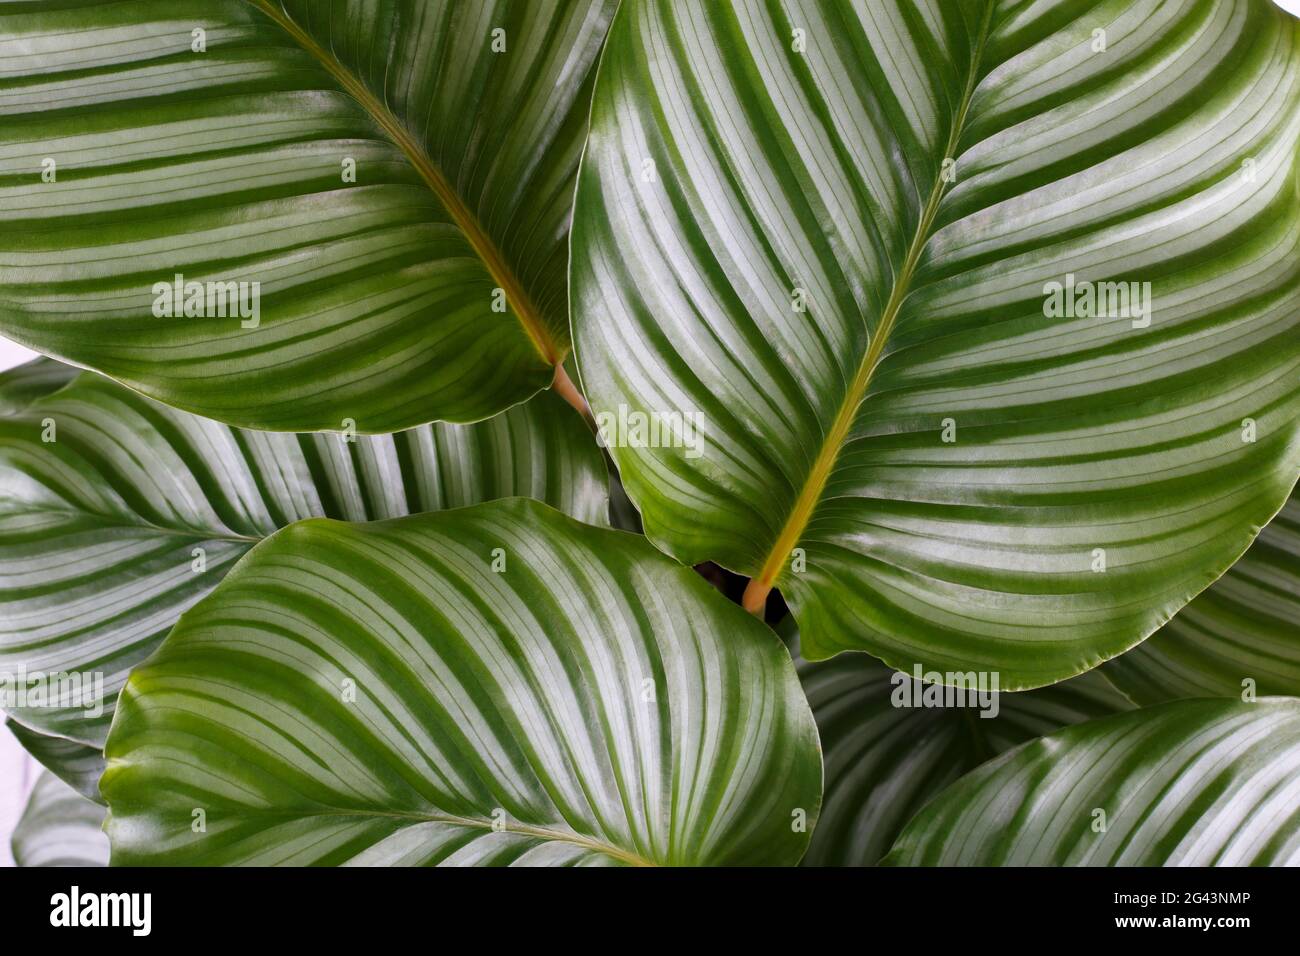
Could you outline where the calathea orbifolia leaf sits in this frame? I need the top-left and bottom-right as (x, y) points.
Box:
(1104, 484), (1300, 703)
(0, 362), (607, 748)
(101, 499), (822, 866)
(5, 718), (106, 805)
(0, 0), (615, 431)
(0, 358), (77, 416)
(882, 697), (1300, 866)
(785, 619), (1131, 867)
(571, 0), (1300, 686)
(11, 771), (109, 868)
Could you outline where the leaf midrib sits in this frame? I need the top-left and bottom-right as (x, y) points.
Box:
(246, 0), (565, 368)
(0, 503), (260, 545)
(743, 3), (995, 613)
(305, 805), (655, 867)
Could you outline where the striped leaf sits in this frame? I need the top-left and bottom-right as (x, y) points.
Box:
(1105, 486), (1300, 702)
(882, 697), (1300, 865)
(101, 500), (822, 866)
(0, 362), (607, 747)
(6, 718), (106, 804)
(788, 620), (1130, 866)
(571, 0), (1300, 686)
(0, 357), (77, 415)
(0, 0), (615, 431)
(11, 770), (109, 867)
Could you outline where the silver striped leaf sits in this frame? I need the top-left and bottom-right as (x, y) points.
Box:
(883, 697), (1300, 865)
(12, 770), (109, 867)
(1105, 486), (1300, 701)
(571, 0), (1300, 687)
(0, 0), (616, 430)
(102, 500), (822, 866)
(788, 620), (1131, 866)
(5, 718), (107, 805)
(0, 364), (607, 747)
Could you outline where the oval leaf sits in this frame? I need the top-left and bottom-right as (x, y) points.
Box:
(572, 0), (1300, 686)
(0, 364), (607, 746)
(1105, 486), (1300, 702)
(12, 771), (109, 868)
(101, 500), (821, 866)
(788, 621), (1130, 866)
(0, 0), (615, 430)
(883, 697), (1300, 865)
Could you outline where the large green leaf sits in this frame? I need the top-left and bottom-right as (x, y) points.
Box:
(0, 0), (614, 430)
(0, 363), (606, 747)
(571, 0), (1300, 686)
(1105, 485), (1300, 702)
(11, 770), (109, 867)
(882, 697), (1300, 865)
(788, 620), (1130, 866)
(101, 500), (821, 866)
(6, 718), (106, 804)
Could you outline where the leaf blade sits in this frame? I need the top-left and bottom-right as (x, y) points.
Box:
(787, 620), (1130, 866)
(0, 0), (614, 429)
(572, 0), (1300, 685)
(0, 362), (607, 746)
(11, 771), (109, 868)
(5, 718), (106, 805)
(1104, 486), (1300, 701)
(882, 697), (1300, 866)
(101, 500), (822, 866)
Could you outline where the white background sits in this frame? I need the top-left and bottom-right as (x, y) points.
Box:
(1, 0), (1299, 868)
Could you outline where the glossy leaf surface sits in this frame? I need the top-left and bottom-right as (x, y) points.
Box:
(102, 500), (822, 866)
(788, 621), (1130, 866)
(0, 0), (615, 430)
(572, 0), (1300, 685)
(1105, 487), (1300, 702)
(883, 697), (1300, 865)
(5, 718), (106, 804)
(0, 364), (607, 746)
(11, 771), (109, 867)
(0, 358), (77, 416)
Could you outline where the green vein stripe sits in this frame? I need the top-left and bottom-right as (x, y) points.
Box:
(0, 364), (607, 747)
(572, 0), (1300, 684)
(883, 698), (1300, 866)
(0, 0), (615, 430)
(786, 618), (1130, 866)
(11, 770), (109, 868)
(1105, 489), (1300, 701)
(101, 500), (822, 867)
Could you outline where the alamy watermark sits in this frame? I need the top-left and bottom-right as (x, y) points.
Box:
(50, 887), (151, 936)
(0, 666), (104, 717)
(1043, 273), (1152, 328)
(151, 272), (260, 328)
(595, 403), (705, 459)
(890, 665), (1000, 718)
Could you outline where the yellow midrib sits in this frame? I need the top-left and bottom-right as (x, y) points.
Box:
(742, 6), (994, 613)
(247, 0), (564, 368)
